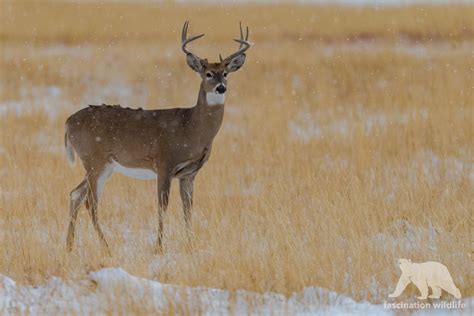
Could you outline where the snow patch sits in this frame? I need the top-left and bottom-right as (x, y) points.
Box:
(288, 107), (429, 142)
(1, 267), (391, 315)
(0, 86), (66, 118)
(371, 219), (441, 252)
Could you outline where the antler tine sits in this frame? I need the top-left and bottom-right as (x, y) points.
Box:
(181, 20), (205, 57)
(238, 22), (249, 49)
(239, 21), (243, 47)
(181, 20), (189, 44)
(222, 23), (251, 63)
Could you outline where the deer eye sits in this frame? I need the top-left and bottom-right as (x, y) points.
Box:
(206, 72), (212, 78)
(223, 72), (228, 77)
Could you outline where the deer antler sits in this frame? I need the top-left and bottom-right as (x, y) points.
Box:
(181, 20), (205, 59)
(221, 22), (250, 63)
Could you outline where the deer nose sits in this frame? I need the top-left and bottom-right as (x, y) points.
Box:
(216, 84), (226, 94)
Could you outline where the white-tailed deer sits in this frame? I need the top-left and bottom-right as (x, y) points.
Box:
(65, 21), (250, 253)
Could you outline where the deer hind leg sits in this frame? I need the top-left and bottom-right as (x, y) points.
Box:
(67, 179), (88, 252)
(85, 165), (113, 253)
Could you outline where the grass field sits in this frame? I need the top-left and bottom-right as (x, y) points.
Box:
(0, 0), (473, 313)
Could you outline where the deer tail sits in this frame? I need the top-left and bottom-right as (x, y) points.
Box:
(64, 127), (76, 167)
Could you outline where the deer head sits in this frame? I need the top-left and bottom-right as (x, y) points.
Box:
(181, 21), (251, 102)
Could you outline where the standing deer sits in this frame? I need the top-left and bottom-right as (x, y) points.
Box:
(65, 21), (250, 253)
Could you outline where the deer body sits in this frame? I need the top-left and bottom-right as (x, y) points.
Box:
(66, 92), (224, 179)
(65, 22), (250, 253)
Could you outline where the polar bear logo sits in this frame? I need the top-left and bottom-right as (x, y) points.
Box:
(388, 259), (461, 300)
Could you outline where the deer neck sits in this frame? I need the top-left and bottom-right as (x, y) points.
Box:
(190, 82), (225, 140)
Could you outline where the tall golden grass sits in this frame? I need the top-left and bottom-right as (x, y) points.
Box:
(0, 0), (472, 310)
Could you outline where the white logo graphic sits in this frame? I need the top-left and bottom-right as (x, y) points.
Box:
(389, 259), (461, 300)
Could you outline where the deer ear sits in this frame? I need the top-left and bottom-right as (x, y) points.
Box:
(225, 54), (246, 72)
(186, 54), (203, 72)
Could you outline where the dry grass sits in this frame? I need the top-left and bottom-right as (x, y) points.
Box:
(0, 0), (473, 310)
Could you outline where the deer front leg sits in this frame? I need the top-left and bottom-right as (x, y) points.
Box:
(157, 174), (171, 253)
(179, 175), (195, 243)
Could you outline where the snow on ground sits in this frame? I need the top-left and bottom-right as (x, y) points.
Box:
(0, 86), (66, 118)
(0, 268), (388, 315)
(1, 268), (471, 315)
(371, 219), (441, 253)
(288, 107), (430, 142)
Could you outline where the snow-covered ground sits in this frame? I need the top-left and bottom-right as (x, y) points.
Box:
(0, 268), (384, 314)
(2, 268), (471, 315)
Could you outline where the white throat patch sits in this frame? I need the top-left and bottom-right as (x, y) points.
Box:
(206, 92), (225, 106)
